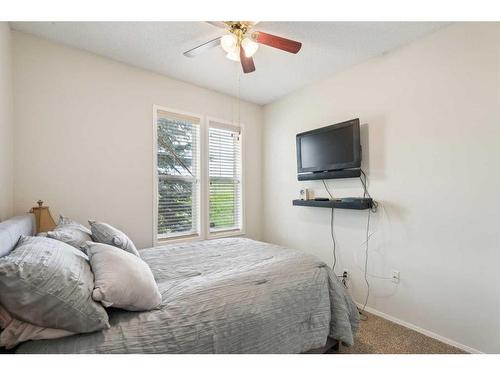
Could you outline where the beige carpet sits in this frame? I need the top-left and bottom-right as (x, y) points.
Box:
(329, 311), (466, 354)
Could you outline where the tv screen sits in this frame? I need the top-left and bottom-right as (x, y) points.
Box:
(296, 119), (361, 174)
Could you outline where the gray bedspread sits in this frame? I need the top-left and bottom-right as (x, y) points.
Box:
(17, 238), (359, 353)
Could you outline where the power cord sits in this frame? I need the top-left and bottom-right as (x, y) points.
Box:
(322, 180), (337, 273)
(322, 179), (334, 200)
(323, 173), (381, 318)
(360, 169), (378, 213)
(360, 208), (371, 317)
(359, 170), (377, 320)
(360, 169), (369, 198)
(356, 202), (393, 280)
(330, 207), (337, 273)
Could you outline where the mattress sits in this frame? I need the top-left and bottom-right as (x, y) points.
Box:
(17, 237), (359, 353)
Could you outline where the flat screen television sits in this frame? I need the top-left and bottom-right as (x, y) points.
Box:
(296, 119), (361, 176)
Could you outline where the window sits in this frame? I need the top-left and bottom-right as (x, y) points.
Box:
(155, 109), (200, 240)
(208, 122), (242, 233)
(154, 107), (244, 243)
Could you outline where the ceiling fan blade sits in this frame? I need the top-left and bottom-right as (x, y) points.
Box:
(206, 21), (228, 29)
(183, 37), (221, 58)
(240, 47), (256, 74)
(253, 31), (302, 54)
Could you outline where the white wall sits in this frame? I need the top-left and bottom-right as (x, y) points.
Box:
(12, 31), (263, 248)
(0, 23), (13, 221)
(262, 23), (500, 354)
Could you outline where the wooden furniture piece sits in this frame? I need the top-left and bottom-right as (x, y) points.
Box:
(29, 200), (56, 234)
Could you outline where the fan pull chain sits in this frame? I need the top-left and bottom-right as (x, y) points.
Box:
(238, 69), (241, 128)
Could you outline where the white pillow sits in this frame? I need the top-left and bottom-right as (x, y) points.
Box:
(85, 242), (161, 311)
(0, 304), (75, 349)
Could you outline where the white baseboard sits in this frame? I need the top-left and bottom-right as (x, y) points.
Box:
(355, 303), (483, 354)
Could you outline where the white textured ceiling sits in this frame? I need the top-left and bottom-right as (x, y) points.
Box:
(10, 22), (448, 105)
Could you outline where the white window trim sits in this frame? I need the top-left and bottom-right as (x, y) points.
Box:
(152, 107), (245, 246)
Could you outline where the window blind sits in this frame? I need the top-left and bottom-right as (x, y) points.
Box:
(156, 110), (200, 239)
(208, 124), (242, 233)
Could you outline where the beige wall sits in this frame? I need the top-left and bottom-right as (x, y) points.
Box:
(0, 23), (13, 221)
(262, 23), (500, 353)
(10, 23), (500, 353)
(12, 31), (263, 247)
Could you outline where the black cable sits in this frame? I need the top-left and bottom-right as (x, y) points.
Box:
(322, 179), (334, 199)
(330, 207), (337, 272)
(360, 209), (371, 314)
(360, 169), (378, 213)
(360, 169), (370, 198)
(322, 180), (337, 272)
(359, 170), (379, 319)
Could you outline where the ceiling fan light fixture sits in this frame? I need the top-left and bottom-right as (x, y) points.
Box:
(226, 50), (240, 62)
(241, 37), (259, 58)
(221, 34), (237, 53)
(185, 22), (303, 74)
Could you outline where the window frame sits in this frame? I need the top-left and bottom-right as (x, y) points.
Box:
(152, 106), (245, 246)
(152, 105), (204, 245)
(205, 116), (245, 240)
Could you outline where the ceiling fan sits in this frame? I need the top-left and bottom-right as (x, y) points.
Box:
(183, 21), (302, 74)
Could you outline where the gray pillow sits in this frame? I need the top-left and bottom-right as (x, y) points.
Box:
(89, 221), (139, 257)
(0, 236), (110, 333)
(0, 215), (35, 258)
(85, 242), (161, 311)
(47, 215), (92, 252)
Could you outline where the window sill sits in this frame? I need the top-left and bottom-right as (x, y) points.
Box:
(155, 233), (202, 246)
(154, 229), (246, 246)
(207, 229), (245, 240)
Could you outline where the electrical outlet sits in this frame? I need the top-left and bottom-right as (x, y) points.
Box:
(343, 269), (349, 279)
(392, 270), (400, 284)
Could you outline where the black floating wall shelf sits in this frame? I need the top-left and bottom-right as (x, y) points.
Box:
(292, 198), (373, 210)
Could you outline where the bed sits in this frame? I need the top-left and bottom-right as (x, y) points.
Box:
(1, 214), (359, 354)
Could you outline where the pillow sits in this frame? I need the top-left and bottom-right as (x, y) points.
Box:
(0, 215), (35, 258)
(85, 242), (161, 311)
(0, 304), (75, 349)
(0, 236), (110, 333)
(88, 221), (140, 257)
(47, 215), (92, 252)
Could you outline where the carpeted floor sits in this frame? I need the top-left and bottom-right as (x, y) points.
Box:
(329, 311), (466, 354)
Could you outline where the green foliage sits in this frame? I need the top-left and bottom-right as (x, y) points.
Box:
(209, 183), (237, 230)
(158, 179), (193, 235)
(157, 118), (194, 176)
(157, 118), (195, 235)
